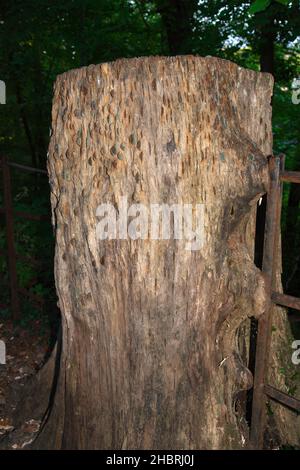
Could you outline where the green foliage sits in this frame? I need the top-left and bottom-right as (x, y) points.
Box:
(249, 0), (289, 15)
(249, 0), (272, 15)
(0, 0), (299, 336)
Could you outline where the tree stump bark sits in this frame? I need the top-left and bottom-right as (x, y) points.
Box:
(36, 56), (275, 449)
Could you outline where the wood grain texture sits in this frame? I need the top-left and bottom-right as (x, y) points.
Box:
(37, 56), (275, 449)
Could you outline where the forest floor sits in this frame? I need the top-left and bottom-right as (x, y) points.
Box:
(0, 318), (298, 450)
(0, 320), (50, 449)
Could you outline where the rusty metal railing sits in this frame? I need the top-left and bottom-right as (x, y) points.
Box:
(0, 155), (48, 321)
(250, 154), (300, 448)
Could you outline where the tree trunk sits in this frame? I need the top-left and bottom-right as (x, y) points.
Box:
(154, 0), (197, 55)
(259, 28), (275, 77)
(35, 56), (275, 449)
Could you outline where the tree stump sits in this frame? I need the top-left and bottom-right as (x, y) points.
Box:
(38, 56), (275, 449)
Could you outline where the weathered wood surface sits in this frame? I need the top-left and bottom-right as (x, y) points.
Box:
(38, 56), (275, 449)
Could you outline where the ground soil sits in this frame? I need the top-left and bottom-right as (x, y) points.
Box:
(0, 320), (49, 449)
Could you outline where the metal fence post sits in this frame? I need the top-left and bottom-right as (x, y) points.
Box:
(1, 155), (21, 321)
(250, 154), (283, 448)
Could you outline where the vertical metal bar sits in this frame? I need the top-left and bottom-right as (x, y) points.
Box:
(250, 154), (283, 448)
(1, 155), (21, 321)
